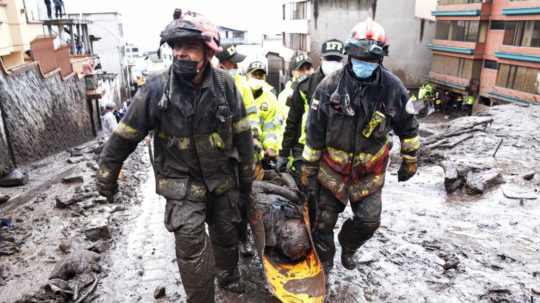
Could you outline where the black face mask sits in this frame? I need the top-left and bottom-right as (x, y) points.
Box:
(172, 59), (199, 81)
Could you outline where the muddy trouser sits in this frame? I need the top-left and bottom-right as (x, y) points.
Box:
(312, 187), (382, 270)
(237, 192), (249, 244)
(164, 189), (241, 303)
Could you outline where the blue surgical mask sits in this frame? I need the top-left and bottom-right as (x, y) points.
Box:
(350, 58), (379, 79)
(228, 69), (238, 77)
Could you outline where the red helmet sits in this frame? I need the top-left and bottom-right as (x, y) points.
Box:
(160, 11), (222, 52)
(344, 18), (389, 58)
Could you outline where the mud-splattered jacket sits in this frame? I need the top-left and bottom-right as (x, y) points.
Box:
(302, 66), (420, 204)
(97, 65), (255, 199)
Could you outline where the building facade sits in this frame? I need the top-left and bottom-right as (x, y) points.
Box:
(427, 0), (540, 106)
(218, 26), (247, 45)
(280, 0), (436, 88)
(0, 0), (44, 68)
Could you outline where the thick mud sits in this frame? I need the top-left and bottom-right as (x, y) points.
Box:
(1, 105), (539, 302)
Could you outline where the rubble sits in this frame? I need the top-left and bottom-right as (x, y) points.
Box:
(465, 169), (505, 195)
(0, 169), (28, 187)
(83, 226), (112, 242)
(154, 286), (166, 299)
(0, 194), (10, 204)
(61, 175), (84, 184)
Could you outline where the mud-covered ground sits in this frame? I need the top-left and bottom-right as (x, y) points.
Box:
(1, 104), (539, 302)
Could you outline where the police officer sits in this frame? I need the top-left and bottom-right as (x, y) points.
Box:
(96, 11), (255, 302)
(276, 39), (345, 178)
(300, 19), (420, 273)
(277, 53), (314, 127)
(216, 45), (261, 137)
(246, 61), (280, 166)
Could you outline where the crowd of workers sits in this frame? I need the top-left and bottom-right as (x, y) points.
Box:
(411, 83), (476, 116)
(96, 9), (421, 303)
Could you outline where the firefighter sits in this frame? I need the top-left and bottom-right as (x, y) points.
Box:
(216, 45), (261, 137)
(95, 11), (255, 302)
(276, 39), (345, 182)
(246, 60), (280, 167)
(300, 18), (420, 273)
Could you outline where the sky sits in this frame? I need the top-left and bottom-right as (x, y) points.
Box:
(66, 0), (282, 52)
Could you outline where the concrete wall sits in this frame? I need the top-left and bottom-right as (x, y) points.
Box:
(309, 0), (435, 87)
(0, 63), (93, 167)
(0, 107), (14, 176)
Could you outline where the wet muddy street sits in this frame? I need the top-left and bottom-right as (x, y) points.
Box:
(1, 105), (539, 302)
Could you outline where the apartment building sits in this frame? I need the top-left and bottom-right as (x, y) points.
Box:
(0, 0), (43, 68)
(427, 0), (540, 106)
(280, 0), (436, 88)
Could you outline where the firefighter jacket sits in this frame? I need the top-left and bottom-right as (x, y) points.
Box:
(254, 88), (281, 153)
(97, 65), (255, 199)
(302, 66), (420, 204)
(233, 73), (261, 137)
(280, 68), (325, 160)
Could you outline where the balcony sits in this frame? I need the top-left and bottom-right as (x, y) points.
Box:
(432, 0), (491, 19)
(494, 52), (540, 64)
(426, 71), (471, 90)
(428, 40), (485, 58)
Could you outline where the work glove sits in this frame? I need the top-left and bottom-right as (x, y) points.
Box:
(275, 156), (288, 173)
(300, 162), (319, 194)
(397, 154), (417, 182)
(238, 163), (255, 194)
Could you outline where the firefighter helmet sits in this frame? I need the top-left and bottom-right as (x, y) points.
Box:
(344, 18), (389, 58)
(159, 11), (222, 52)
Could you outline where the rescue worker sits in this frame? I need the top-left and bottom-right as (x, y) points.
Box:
(216, 45), (261, 258)
(300, 19), (420, 273)
(465, 93), (475, 116)
(456, 95), (464, 112)
(95, 11), (255, 302)
(276, 39), (345, 181)
(246, 61), (280, 167)
(216, 45), (261, 137)
(101, 102), (118, 138)
(277, 53), (314, 125)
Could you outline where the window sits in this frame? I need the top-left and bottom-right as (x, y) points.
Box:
(484, 60), (498, 70)
(431, 55), (482, 79)
(284, 1), (308, 20)
(496, 64), (540, 94)
(503, 21), (540, 48)
(490, 21), (505, 30)
(283, 33), (308, 51)
(435, 21), (488, 43)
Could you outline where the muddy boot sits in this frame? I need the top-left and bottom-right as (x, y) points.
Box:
(217, 268), (245, 294)
(239, 242), (253, 257)
(341, 247), (357, 270)
(321, 260), (333, 275)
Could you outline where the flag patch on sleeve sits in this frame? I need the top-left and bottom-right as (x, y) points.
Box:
(311, 99), (320, 111)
